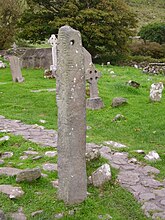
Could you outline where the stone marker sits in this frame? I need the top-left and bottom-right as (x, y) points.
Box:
(56, 25), (87, 204)
(48, 34), (57, 77)
(9, 56), (24, 82)
(149, 82), (164, 102)
(83, 48), (104, 110)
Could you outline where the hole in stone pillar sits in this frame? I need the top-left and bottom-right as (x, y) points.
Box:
(95, 77), (98, 80)
(95, 70), (97, 73)
(70, 40), (75, 45)
(90, 71), (92, 74)
(90, 78), (93, 81)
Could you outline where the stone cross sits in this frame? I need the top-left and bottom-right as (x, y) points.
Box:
(149, 82), (164, 102)
(56, 25), (87, 204)
(83, 48), (104, 109)
(9, 56), (24, 82)
(48, 34), (57, 77)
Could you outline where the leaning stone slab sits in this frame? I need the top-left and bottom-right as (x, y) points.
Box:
(0, 185), (24, 199)
(9, 56), (24, 83)
(16, 168), (41, 182)
(0, 167), (21, 176)
(56, 26), (87, 204)
(90, 163), (111, 187)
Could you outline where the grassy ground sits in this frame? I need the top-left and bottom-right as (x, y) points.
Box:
(0, 64), (164, 219)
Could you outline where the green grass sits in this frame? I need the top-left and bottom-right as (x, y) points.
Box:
(0, 64), (164, 219)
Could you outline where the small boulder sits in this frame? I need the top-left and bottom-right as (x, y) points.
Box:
(111, 97), (128, 108)
(42, 163), (58, 172)
(0, 185), (24, 199)
(127, 80), (140, 88)
(86, 148), (100, 162)
(90, 164), (111, 187)
(16, 168), (41, 182)
(112, 114), (126, 122)
(144, 151), (160, 161)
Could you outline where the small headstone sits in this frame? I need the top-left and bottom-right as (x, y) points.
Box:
(90, 163), (111, 187)
(111, 97), (128, 107)
(9, 56), (24, 82)
(149, 82), (164, 102)
(84, 48), (104, 110)
(56, 25), (87, 204)
(16, 168), (41, 182)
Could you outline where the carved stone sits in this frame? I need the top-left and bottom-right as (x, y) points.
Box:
(9, 56), (24, 82)
(83, 48), (104, 109)
(56, 25), (87, 204)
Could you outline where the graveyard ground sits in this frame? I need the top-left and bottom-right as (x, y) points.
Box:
(0, 64), (165, 219)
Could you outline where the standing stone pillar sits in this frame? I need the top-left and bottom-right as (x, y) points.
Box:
(9, 56), (24, 82)
(48, 34), (57, 77)
(83, 48), (104, 110)
(56, 26), (87, 204)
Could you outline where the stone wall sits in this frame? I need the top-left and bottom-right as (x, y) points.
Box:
(20, 48), (52, 69)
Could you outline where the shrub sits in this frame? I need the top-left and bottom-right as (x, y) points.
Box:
(139, 22), (165, 44)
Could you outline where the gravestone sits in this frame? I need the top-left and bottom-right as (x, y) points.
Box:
(83, 48), (104, 110)
(56, 25), (87, 204)
(48, 34), (57, 77)
(149, 82), (164, 102)
(9, 56), (24, 82)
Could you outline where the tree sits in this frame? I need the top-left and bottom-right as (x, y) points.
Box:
(18, 0), (137, 61)
(0, 0), (24, 49)
(139, 23), (165, 45)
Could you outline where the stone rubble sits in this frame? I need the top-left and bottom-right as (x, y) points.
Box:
(0, 116), (165, 219)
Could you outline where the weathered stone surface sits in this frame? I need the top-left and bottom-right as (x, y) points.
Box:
(0, 185), (24, 198)
(144, 150), (160, 161)
(31, 210), (43, 217)
(0, 159), (4, 164)
(1, 151), (13, 159)
(91, 164), (111, 187)
(142, 165), (160, 174)
(86, 148), (100, 161)
(0, 210), (6, 220)
(11, 208), (27, 220)
(86, 97), (104, 110)
(153, 189), (165, 197)
(54, 213), (64, 219)
(0, 136), (10, 141)
(112, 114), (126, 122)
(52, 180), (59, 189)
(141, 178), (163, 188)
(152, 212), (165, 220)
(9, 56), (24, 82)
(56, 25), (87, 204)
(149, 82), (164, 102)
(104, 140), (127, 148)
(42, 163), (57, 171)
(45, 151), (57, 157)
(16, 168), (41, 182)
(111, 97), (128, 107)
(0, 61), (6, 68)
(118, 171), (140, 185)
(139, 192), (155, 202)
(23, 151), (39, 156)
(142, 201), (163, 212)
(0, 167), (21, 176)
